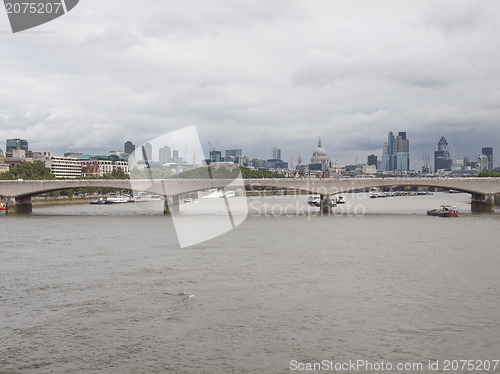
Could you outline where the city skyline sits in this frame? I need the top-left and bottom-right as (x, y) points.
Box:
(1, 1), (500, 167)
(1, 132), (496, 170)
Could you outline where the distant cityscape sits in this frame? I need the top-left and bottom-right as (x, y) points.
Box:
(0, 132), (495, 179)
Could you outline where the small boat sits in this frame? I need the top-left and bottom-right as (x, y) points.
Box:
(89, 197), (105, 204)
(199, 188), (224, 199)
(427, 205), (459, 217)
(0, 203), (6, 211)
(222, 191), (236, 198)
(336, 195), (345, 204)
(308, 195), (321, 206)
(105, 196), (128, 204)
(184, 197), (194, 203)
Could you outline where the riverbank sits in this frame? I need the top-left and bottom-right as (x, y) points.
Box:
(31, 197), (93, 207)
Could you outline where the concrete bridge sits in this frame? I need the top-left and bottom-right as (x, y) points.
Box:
(0, 177), (499, 213)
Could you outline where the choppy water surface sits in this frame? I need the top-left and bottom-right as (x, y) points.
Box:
(1, 193), (499, 373)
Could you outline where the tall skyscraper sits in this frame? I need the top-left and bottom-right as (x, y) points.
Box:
(124, 141), (135, 155)
(434, 137), (452, 172)
(395, 132), (410, 171)
(142, 143), (153, 162)
(6, 138), (28, 152)
(271, 147), (282, 161)
(481, 147), (493, 170)
(159, 146), (172, 163)
(383, 132), (396, 171)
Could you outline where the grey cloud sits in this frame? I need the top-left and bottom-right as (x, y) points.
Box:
(1, 0), (500, 166)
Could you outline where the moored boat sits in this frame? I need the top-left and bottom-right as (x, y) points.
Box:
(89, 197), (105, 204)
(105, 196), (128, 204)
(308, 195), (321, 206)
(336, 195), (345, 204)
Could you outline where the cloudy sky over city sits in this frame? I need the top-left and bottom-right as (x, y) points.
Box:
(1, 0), (499, 166)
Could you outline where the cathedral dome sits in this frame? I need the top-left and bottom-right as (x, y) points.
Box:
(311, 136), (329, 165)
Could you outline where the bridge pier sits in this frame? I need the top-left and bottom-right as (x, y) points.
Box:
(471, 193), (495, 212)
(320, 195), (332, 215)
(14, 195), (33, 214)
(164, 195), (180, 215)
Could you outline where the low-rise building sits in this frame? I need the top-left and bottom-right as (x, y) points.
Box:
(78, 154), (129, 177)
(40, 154), (82, 178)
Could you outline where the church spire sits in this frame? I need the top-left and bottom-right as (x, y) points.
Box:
(318, 136), (322, 148)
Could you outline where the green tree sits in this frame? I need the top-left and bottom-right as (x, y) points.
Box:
(477, 170), (500, 177)
(103, 168), (130, 180)
(0, 161), (55, 180)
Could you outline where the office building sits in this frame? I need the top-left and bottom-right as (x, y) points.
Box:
(271, 147), (282, 161)
(367, 155), (377, 167)
(79, 154), (129, 177)
(172, 150), (181, 163)
(477, 155), (489, 172)
(382, 132), (396, 171)
(481, 147), (493, 170)
(142, 142), (153, 162)
(251, 158), (268, 169)
(124, 141), (135, 155)
(41, 154), (82, 178)
(395, 132), (410, 171)
(159, 146), (172, 163)
(225, 149), (242, 158)
(210, 150), (222, 163)
(434, 137), (452, 172)
(6, 138), (28, 152)
(267, 159), (288, 169)
(381, 131), (409, 171)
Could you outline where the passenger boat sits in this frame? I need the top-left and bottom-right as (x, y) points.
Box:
(427, 205), (459, 217)
(105, 196), (128, 204)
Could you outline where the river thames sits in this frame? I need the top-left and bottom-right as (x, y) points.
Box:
(1, 193), (499, 373)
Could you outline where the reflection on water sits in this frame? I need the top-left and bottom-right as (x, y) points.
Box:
(1, 193), (499, 373)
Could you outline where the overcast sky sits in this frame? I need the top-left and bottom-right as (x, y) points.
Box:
(1, 0), (499, 167)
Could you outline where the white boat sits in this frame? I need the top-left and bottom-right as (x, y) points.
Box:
(146, 195), (162, 201)
(184, 197), (195, 203)
(308, 195), (321, 206)
(105, 196), (128, 204)
(222, 191), (236, 198)
(336, 195), (345, 204)
(199, 188), (224, 199)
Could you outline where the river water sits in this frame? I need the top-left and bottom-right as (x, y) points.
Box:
(1, 193), (499, 373)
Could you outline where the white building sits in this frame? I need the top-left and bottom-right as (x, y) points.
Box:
(0, 162), (9, 173)
(41, 155), (82, 178)
(477, 155), (489, 172)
